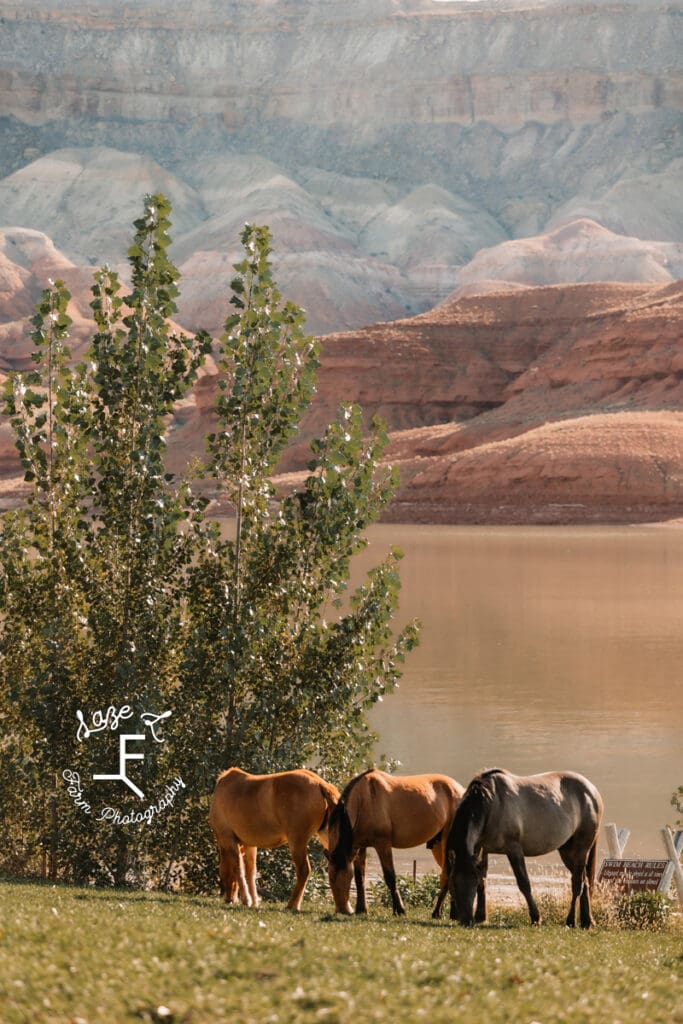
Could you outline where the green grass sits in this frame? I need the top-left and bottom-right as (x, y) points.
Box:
(1, 880), (681, 1024)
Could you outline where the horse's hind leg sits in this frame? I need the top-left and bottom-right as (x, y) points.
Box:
(219, 843), (250, 906)
(353, 847), (368, 915)
(218, 846), (237, 903)
(235, 845), (252, 906)
(580, 838), (598, 929)
(506, 845), (541, 925)
(243, 845), (260, 908)
(559, 836), (595, 929)
(286, 841), (311, 912)
(375, 840), (406, 916)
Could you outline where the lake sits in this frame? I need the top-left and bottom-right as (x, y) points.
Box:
(353, 524), (683, 870)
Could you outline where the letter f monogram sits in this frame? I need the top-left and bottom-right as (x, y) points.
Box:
(94, 734), (146, 799)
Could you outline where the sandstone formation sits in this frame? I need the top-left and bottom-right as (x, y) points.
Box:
(455, 219), (683, 291)
(179, 279), (683, 524)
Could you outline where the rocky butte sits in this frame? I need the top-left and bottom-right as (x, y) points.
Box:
(0, 0), (681, 522)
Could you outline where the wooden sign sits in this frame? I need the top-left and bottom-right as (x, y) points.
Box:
(598, 858), (670, 892)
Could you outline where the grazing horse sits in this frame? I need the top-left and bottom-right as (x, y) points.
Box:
(209, 767), (340, 911)
(446, 768), (603, 928)
(326, 768), (464, 916)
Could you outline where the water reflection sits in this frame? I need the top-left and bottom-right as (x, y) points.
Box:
(354, 525), (683, 862)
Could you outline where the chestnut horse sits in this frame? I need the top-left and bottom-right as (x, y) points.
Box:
(446, 768), (603, 928)
(326, 768), (464, 916)
(209, 767), (339, 911)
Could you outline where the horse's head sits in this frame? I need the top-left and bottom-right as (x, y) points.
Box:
(446, 774), (494, 925)
(325, 799), (354, 914)
(449, 851), (480, 926)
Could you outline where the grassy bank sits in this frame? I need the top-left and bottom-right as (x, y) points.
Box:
(1, 880), (681, 1023)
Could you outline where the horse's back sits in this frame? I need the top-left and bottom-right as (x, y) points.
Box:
(353, 770), (463, 849)
(485, 769), (603, 856)
(210, 767), (339, 848)
(509, 770), (603, 819)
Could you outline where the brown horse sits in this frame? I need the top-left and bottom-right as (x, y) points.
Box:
(209, 767), (340, 911)
(446, 768), (603, 928)
(326, 768), (464, 916)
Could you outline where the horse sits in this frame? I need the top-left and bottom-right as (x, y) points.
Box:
(326, 768), (464, 916)
(209, 767), (340, 911)
(446, 767), (603, 928)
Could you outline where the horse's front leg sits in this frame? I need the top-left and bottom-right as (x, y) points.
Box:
(353, 848), (368, 914)
(506, 845), (540, 925)
(432, 872), (449, 919)
(474, 853), (488, 923)
(375, 840), (406, 916)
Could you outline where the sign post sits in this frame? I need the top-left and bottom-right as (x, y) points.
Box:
(660, 828), (683, 908)
(597, 825), (683, 907)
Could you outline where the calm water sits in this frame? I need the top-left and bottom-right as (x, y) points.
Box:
(353, 525), (683, 867)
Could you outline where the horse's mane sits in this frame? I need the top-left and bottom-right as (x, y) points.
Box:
(339, 767), (374, 804)
(329, 769), (374, 870)
(450, 769), (502, 858)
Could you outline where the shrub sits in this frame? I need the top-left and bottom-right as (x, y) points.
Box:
(369, 870), (442, 910)
(615, 890), (672, 931)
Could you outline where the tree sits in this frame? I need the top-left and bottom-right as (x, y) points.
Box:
(1, 196), (211, 884)
(0, 203), (418, 891)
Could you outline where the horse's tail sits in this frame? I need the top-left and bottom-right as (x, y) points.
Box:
(317, 784), (338, 834)
(328, 799), (354, 870)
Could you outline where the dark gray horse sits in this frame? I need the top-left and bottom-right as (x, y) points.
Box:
(446, 768), (603, 928)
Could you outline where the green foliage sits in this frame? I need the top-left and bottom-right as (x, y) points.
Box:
(369, 870), (442, 910)
(0, 201), (418, 892)
(615, 890), (672, 931)
(254, 845), (330, 905)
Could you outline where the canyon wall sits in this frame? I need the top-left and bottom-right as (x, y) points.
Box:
(1, 0), (681, 234)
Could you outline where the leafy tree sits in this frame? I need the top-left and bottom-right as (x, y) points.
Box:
(1, 196), (210, 884)
(0, 204), (418, 891)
